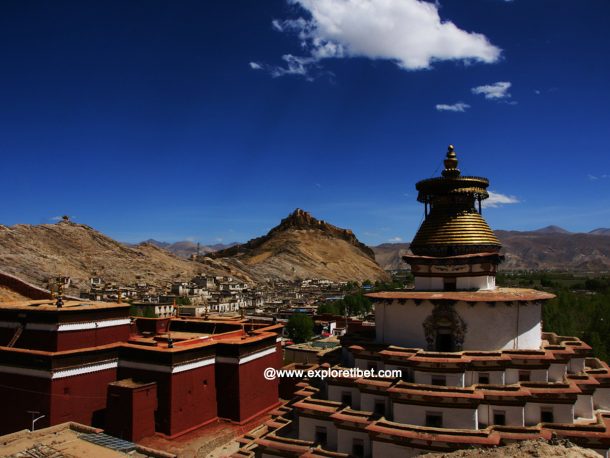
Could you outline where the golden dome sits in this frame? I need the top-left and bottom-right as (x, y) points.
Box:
(410, 145), (501, 257)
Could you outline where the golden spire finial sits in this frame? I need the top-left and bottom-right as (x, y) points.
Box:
(442, 144), (460, 177)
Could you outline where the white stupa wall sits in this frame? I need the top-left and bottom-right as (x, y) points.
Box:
(376, 299), (542, 351)
(414, 275), (496, 291)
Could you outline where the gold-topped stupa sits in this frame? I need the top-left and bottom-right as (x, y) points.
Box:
(410, 145), (501, 257)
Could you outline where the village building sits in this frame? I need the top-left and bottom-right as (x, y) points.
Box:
(235, 146), (610, 457)
(131, 301), (176, 318)
(0, 273), (283, 442)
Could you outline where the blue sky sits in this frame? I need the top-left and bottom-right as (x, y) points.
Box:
(1, 0), (609, 246)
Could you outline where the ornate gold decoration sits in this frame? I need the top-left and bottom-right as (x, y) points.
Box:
(411, 145), (501, 256)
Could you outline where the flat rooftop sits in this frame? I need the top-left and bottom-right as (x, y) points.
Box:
(0, 422), (171, 457)
(0, 299), (130, 311)
(367, 287), (555, 302)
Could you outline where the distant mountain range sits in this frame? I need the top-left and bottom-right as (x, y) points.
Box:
(2, 218), (608, 295)
(372, 226), (610, 272)
(139, 239), (238, 258)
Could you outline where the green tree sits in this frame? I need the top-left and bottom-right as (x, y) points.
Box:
(175, 296), (191, 306)
(286, 313), (314, 343)
(317, 302), (340, 315)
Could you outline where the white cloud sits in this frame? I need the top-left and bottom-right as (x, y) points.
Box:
(388, 236), (403, 242)
(249, 62), (263, 70)
(472, 81), (512, 99)
(482, 191), (520, 208)
(258, 0), (501, 79)
(270, 54), (316, 79)
(588, 174), (608, 181)
(435, 102), (470, 112)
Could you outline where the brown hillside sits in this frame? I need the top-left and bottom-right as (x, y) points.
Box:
(207, 209), (390, 283)
(0, 221), (235, 293)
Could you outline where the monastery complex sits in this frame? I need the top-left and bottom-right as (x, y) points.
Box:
(234, 147), (610, 457)
(0, 146), (608, 457)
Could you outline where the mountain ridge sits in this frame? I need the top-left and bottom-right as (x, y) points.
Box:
(205, 209), (389, 283)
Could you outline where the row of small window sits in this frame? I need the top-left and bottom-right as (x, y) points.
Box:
(339, 392), (556, 427)
(426, 371), (532, 386)
(312, 411), (556, 455)
(366, 364), (533, 386)
(426, 408), (555, 428)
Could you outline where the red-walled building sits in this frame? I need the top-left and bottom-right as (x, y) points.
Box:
(0, 297), (282, 441)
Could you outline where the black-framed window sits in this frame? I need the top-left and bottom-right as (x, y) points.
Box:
(518, 370), (530, 382)
(541, 408), (554, 423)
(431, 375), (446, 386)
(352, 438), (364, 457)
(493, 410), (506, 425)
(374, 399), (386, 416)
(315, 426), (327, 446)
(341, 391), (352, 406)
(426, 412), (443, 428)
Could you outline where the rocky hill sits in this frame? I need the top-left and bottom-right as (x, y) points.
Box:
(0, 221), (237, 293)
(422, 439), (601, 457)
(372, 227), (610, 272)
(205, 209), (390, 283)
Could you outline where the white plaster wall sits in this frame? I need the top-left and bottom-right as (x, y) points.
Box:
(477, 404), (524, 427)
(456, 276), (495, 291)
(328, 384), (361, 410)
(593, 387), (610, 410)
(298, 416), (337, 449)
(376, 300), (542, 351)
(413, 371), (464, 387)
(524, 403), (574, 426)
(372, 441), (421, 458)
(414, 277), (444, 291)
(548, 363), (567, 382)
(457, 302), (542, 351)
(568, 358), (585, 374)
(505, 368), (548, 385)
(376, 301), (432, 347)
(393, 403), (478, 429)
(575, 394), (594, 419)
(336, 429), (371, 457)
